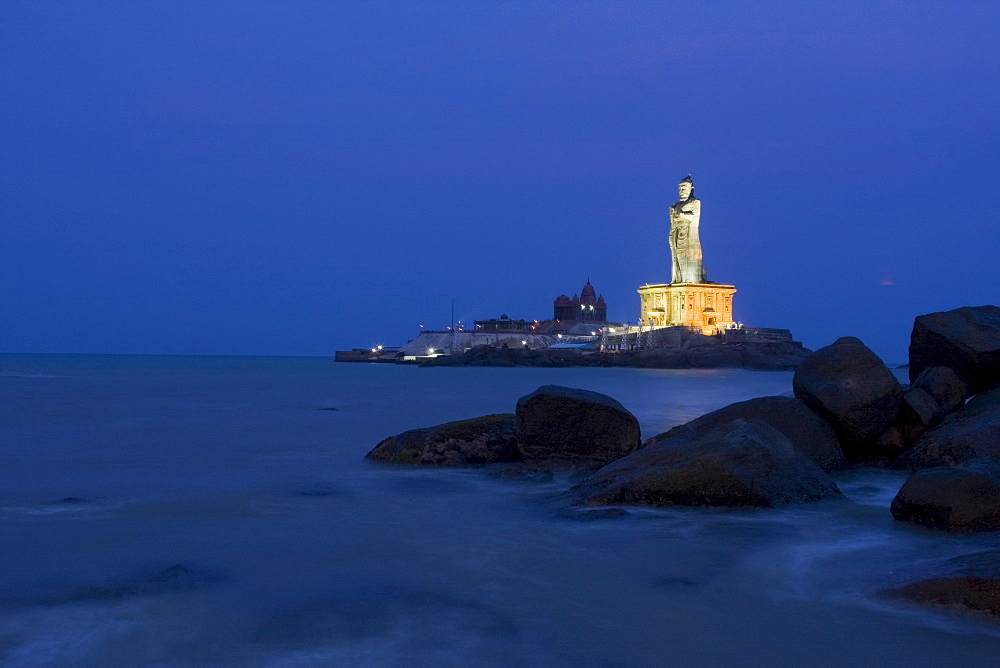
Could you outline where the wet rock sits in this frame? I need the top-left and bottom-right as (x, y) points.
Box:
(898, 366), (970, 441)
(880, 550), (1000, 619)
(792, 336), (903, 458)
(645, 395), (844, 471)
(897, 388), (940, 441)
(891, 459), (1000, 531)
(896, 382), (1000, 469)
(367, 413), (520, 466)
(909, 305), (1000, 395)
(576, 418), (842, 508)
(515, 385), (641, 466)
(913, 366), (969, 414)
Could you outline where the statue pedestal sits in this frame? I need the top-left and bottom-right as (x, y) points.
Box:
(637, 282), (736, 334)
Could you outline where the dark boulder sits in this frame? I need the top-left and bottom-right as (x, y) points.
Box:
(896, 382), (1000, 469)
(515, 385), (641, 466)
(909, 305), (1000, 395)
(792, 337), (903, 458)
(891, 459), (1000, 531)
(576, 418), (841, 508)
(367, 413), (520, 465)
(914, 365), (968, 414)
(879, 550), (1000, 620)
(645, 395), (844, 471)
(898, 366), (969, 441)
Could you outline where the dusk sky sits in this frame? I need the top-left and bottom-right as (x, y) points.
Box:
(3, 1), (998, 362)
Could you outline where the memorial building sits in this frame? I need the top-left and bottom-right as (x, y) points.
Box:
(637, 176), (736, 334)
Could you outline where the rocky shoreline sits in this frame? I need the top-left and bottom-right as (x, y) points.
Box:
(366, 305), (1000, 622)
(418, 332), (810, 370)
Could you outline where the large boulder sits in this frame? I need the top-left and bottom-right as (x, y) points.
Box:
(515, 385), (641, 466)
(879, 550), (1000, 619)
(897, 366), (969, 440)
(576, 418), (842, 508)
(645, 396), (844, 471)
(909, 305), (1000, 395)
(792, 336), (903, 458)
(896, 382), (1000, 469)
(367, 414), (520, 465)
(891, 459), (1000, 531)
(913, 365), (969, 413)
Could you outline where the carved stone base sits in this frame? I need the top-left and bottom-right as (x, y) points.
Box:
(637, 282), (737, 334)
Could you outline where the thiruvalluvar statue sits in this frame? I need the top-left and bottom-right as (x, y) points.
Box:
(669, 175), (707, 284)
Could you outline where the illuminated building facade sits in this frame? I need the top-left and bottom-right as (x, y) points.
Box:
(553, 280), (607, 323)
(637, 282), (735, 332)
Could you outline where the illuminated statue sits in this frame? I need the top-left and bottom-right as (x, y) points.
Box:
(669, 175), (706, 284)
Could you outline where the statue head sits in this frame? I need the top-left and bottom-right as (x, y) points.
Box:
(677, 175), (693, 201)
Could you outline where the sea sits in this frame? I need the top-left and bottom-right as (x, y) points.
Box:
(2, 354), (999, 667)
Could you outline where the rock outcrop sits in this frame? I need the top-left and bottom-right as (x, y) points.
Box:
(740, 347), (809, 370)
(686, 346), (744, 368)
(891, 459), (1000, 531)
(879, 550), (1000, 619)
(576, 418), (841, 508)
(896, 382), (1000, 469)
(792, 337), (903, 459)
(515, 385), (641, 466)
(909, 305), (1000, 395)
(367, 413), (520, 465)
(897, 366), (969, 441)
(631, 348), (691, 369)
(645, 396), (845, 471)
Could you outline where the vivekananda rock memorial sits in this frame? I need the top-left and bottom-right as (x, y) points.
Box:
(338, 173), (810, 367)
(638, 175), (737, 334)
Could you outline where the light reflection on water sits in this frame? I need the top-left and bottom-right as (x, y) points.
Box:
(1, 355), (999, 666)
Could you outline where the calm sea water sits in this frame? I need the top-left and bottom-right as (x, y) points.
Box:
(1, 355), (999, 666)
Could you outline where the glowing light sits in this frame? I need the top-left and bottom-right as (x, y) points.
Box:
(608, 328), (616, 332)
(427, 348), (435, 355)
(521, 340), (527, 345)
(376, 345), (383, 350)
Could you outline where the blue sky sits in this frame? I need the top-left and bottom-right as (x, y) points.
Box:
(3, 1), (998, 362)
